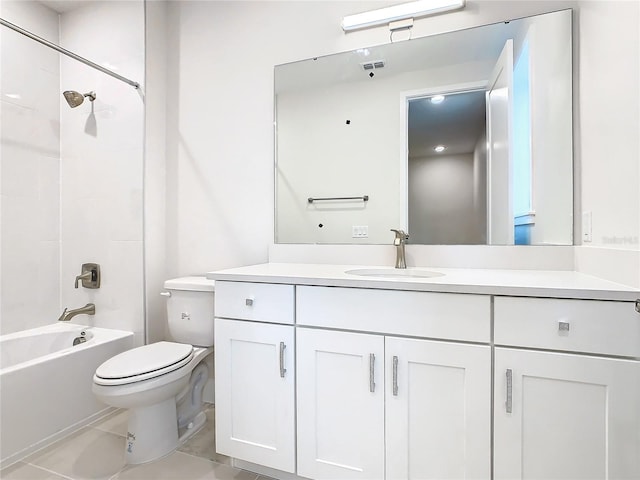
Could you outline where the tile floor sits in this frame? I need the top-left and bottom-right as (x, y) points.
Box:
(1, 405), (273, 480)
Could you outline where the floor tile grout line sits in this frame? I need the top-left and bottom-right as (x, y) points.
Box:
(21, 461), (77, 480)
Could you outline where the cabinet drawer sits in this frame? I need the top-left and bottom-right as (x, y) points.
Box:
(215, 281), (294, 324)
(297, 286), (490, 343)
(494, 297), (640, 357)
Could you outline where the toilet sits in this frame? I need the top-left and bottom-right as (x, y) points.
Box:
(92, 276), (215, 464)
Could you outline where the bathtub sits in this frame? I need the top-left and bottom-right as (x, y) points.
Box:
(0, 323), (133, 467)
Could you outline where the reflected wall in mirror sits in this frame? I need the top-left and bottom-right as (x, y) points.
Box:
(275, 9), (573, 246)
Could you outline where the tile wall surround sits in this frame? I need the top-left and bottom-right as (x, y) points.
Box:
(0, 0), (60, 335)
(0, 1), (145, 341)
(58, 1), (145, 344)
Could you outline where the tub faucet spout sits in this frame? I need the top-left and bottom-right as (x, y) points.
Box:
(58, 303), (95, 322)
(390, 229), (409, 269)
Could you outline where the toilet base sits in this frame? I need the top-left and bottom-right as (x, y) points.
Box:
(125, 398), (179, 464)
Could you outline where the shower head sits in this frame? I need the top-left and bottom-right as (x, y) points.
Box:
(63, 90), (96, 108)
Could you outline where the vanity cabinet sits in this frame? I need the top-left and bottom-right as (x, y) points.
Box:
(214, 281), (296, 473)
(296, 328), (385, 480)
(493, 296), (640, 480)
(494, 348), (640, 479)
(296, 287), (492, 480)
(296, 329), (491, 480)
(385, 336), (491, 479)
(212, 275), (639, 480)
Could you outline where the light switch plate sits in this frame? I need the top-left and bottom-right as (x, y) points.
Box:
(352, 226), (369, 238)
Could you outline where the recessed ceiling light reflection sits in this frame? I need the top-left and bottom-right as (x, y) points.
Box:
(430, 95), (445, 104)
(434, 145), (446, 153)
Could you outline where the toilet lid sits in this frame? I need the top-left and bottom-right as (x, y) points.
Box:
(94, 341), (194, 385)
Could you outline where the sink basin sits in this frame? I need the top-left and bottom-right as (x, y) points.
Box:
(345, 268), (444, 279)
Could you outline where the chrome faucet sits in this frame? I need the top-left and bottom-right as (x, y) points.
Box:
(390, 229), (409, 269)
(58, 303), (95, 322)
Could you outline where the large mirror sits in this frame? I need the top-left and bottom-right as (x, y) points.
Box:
(275, 9), (573, 245)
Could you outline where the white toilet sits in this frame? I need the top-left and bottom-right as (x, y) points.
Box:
(92, 276), (215, 464)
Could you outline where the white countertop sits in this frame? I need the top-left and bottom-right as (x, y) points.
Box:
(207, 263), (640, 301)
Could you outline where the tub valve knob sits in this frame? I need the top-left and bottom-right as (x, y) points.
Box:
(75, 263), (101, 289)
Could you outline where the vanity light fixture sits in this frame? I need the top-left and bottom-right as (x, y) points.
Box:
(434, 145), (446, 153)
(430, 94), (445, 104)
(341, 0), (465, 32)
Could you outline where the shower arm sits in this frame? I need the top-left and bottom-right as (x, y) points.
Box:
(0, 17), (140, 90)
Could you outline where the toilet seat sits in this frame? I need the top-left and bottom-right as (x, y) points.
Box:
(94, 341), (194, 386)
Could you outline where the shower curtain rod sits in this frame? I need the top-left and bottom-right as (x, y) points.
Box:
(0, 17), (140, 89)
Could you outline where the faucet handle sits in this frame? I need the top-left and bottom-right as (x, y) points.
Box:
(74, 271), (92, 288)
(390, 229), (409, 242)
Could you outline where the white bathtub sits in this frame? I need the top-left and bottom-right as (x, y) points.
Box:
(0, 323), (133, 467)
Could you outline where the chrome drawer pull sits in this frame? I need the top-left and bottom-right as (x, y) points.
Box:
(369, 354), (376, 393)
(279, 342), (286, 378)
(558, 321), (570, 333)
(506, 369), (513, 414)
(635, 299), (639, 313)
(392, 355), (399, 396)
(245, 297), (254, 306)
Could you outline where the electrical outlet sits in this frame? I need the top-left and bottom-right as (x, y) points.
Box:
(582, 211), (592, 242)
(352, 226), (369, 238)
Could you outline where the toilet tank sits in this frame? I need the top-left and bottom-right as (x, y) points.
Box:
(164, 276), (215, 347)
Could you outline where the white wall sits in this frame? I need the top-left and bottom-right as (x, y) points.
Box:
(152, 0), (639, 287)
(526, 11), (573, 245)
(276, 77), (399, 244)
(145, 1), (170, 343)
(473, 131), (488, 243)
(59, 1), (145, 344)
(0, 1), (60, 335)
(409, 153), (481, 244)
(573, 0), (640, 287)
(158, 0), (413, 277)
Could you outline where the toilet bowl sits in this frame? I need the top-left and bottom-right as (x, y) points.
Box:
(92, 276), (214, 464)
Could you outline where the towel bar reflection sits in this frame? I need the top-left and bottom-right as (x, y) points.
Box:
(308, 195), (369, 204)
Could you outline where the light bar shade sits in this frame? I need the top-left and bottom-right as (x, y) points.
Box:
(341, 0), (465, 32)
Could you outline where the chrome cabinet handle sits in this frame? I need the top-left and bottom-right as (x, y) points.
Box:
(245, 297), (254, 306)
(279, 342), (286, 378)
(506, 369), (513, 413)
(392, 356), (399, 396)
(369, 354), (376, 393)
(635, 299), (639, 313)
(160, 291), (171, 297)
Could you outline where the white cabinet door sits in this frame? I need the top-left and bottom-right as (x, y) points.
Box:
(214, 318), (295, 473)
(297, 328), (385, 480)
(495, 347), (640, 480)
(385, 337), (491, 480)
